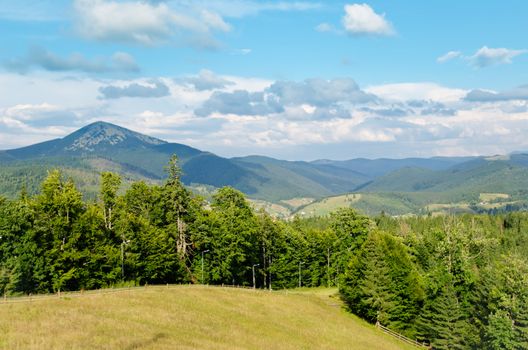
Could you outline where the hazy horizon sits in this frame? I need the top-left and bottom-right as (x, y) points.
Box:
(1, 119), (522, 162)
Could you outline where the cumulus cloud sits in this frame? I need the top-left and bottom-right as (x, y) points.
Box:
(4, 103), (60, 121)
(179, 70), (235, 91)
(196, 90), (283, 116)
(439, 46), (527, 68)
(270, 78), (376, 106)
(464, 86), (528, 102)
(195, 78), (376, 118)
(468, 46), (527, 68)
(0, 103), (81, 144)
(2, 71), (528, 159)
(98, 79), (171, 99)
(437, 51), (461, 63)
(366, 82), (467, 103)
(73, 0), (231, 47)
(4, 47), (139, 74)
(361, 100), (456, 118)
(71, 0), (322, 48)
(361, 106), (409, 117)
(342, 3), (394, 36)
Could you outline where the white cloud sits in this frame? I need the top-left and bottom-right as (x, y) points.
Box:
(0, 102), (80, 148)
(179, 70), (236, 91)
(366, 83), (467, 103)
(71, 0), (320, 48)
(195, 78), (376, 118)
(4, 103), (59, 120)
(468, 46), (527, 68)
(0, 72), (101, 107)
(464, 86), (528, 102)
(5, 47), (139, 74)
(99, 79), (171, 99)
(73, 0), (231, 47)
(315, 23), (334, 33)
(436, 47), (527, 68)
(437, 51), (461, 63)
(193, 1), (322, 18)
(1, 71), (528, 159)
(342, 3), (394, 36)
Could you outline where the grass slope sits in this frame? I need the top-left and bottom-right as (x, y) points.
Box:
(0, 286), (414, 350)
(296, 193), (421, 217)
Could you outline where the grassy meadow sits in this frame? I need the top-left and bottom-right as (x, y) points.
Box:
(0, 285), (416, 350)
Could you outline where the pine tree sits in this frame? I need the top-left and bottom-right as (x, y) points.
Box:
(418, 281), (471, 350)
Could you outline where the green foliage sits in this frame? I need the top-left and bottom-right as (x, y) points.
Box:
(1, 157), (528, 350)
(341, 230), (423, 336)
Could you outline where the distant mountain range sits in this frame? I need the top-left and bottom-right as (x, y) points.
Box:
(1, 121), (527, 215)
(0, 121), (372, 200)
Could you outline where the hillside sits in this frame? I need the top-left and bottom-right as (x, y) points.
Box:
(0, 286), (414, 350)
(0, 122), (369, 201)
(2, 121), (528, 213)
(362, 157), (528, 194)
(312, 156), (473, 177)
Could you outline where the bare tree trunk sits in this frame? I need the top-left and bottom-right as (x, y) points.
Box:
(263, 245), (267, 289)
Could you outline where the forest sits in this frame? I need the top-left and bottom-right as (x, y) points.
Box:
(0, 156), (527, 349)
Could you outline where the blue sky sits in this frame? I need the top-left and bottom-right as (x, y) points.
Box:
(1, 0), (528, 160)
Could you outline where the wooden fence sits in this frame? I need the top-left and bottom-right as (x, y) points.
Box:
(376, 322), (430, 348)
(0, 283), (270, 305)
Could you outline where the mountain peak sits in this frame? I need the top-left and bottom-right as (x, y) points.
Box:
(5, 121), (167, 159)
(62, 121), (166, 152)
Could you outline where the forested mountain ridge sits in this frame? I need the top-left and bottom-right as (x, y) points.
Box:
(1, 121), (528, 215)
(312, 156), (474, 178)
(0, 121), (370, 201)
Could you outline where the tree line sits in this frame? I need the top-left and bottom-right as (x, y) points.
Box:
(0, 156), (527, 349)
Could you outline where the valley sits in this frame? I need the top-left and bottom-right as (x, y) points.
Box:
(1, 121), (527, 217)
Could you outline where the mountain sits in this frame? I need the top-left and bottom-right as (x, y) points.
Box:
(0, 122), (369, 201)
(1, 121), (528, 214)
(362, 155), (528, 196)
(312, 156), (473, 178)
(4, 121), (167, 159)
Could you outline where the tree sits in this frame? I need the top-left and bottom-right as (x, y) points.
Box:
(33, 170), (85, 292)
(330, 208), (371, 285)
(418, 276), (473, 349)
(203, 187), (259, 285)
(100, 172), (121, 230)
(161, 155), (194, 276)
(341, 230), (423, 336)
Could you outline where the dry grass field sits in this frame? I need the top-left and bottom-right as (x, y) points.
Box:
(0, 285), (416, 350)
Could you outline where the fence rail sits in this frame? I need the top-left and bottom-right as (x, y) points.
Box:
(0, 283), (271, 305)
(376, 322), (430, 349)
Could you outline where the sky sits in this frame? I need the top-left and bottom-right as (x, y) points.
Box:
(1, 0), (528, 160)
